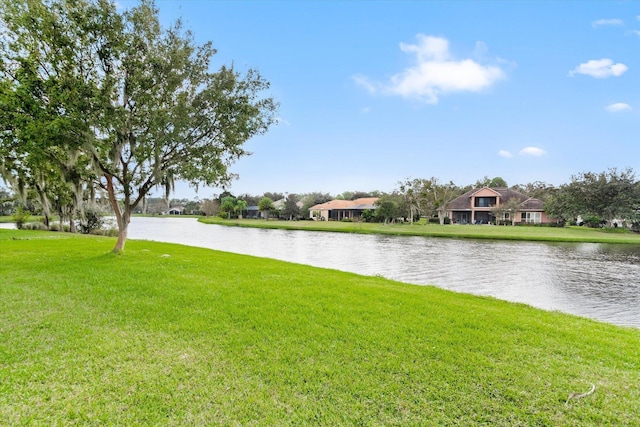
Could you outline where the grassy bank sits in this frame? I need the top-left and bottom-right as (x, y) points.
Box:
(200, 217), (640, 244)
(0, 215), (48, 224)
(1, 229), (639, 425)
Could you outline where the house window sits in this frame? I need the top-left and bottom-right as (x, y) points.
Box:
(520, 212), (541, 224)
(503, 212), (510, 220)
(474, 197), (496, 208)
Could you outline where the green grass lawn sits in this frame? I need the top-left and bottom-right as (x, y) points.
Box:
(200, 217), (640, 244)
(1, 229), (639, 425)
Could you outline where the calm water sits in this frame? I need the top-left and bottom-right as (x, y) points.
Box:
(125, 217), (640, 328)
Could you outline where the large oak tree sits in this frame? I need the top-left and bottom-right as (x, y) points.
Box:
(545, 168), (640, 226)
(399, 177), (461, 225)
(1, 0), (277, 251)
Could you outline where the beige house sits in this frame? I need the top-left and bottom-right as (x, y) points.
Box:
(447, 187), (552, 225)
(166, 206), (185, 215)
(309, 197), (378, 221)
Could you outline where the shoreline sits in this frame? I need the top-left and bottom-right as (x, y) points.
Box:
(198, 216), (640, 245)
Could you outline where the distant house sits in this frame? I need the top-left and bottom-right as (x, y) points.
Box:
(273, 198), (304, 219)
(167, 206), (185, 215)
(273, 198), (286, 210)
(308, 197), (378, 221)
(246, 206), (260, 219)
(446, 187), (551, 225)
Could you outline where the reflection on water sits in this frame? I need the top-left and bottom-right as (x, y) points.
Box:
(126, 217), (640, 328)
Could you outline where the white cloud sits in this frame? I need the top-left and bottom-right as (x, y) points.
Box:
(519, 147), (546, 157)
(605, 103), (632, 112)
(399, 35), (451, 62)
(569, 58), (628, 78)
(498, 150), (513, 158)
(632, 30), (640, 37)
(353, 74), (377, 94)
(275, 117), (291, 126)
(355, 34), (506, 104)
(592, 18), (623, 28)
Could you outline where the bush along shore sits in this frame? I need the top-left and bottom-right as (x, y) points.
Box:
(1, 229), (639, 425)
(199, 216), (640, 245)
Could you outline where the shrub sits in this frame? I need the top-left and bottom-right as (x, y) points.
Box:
(428, 217), (452, 224)
(11, 207), (30, 229)
(548, 221), (566, 228)
(583, 215), (604, 228)
(360, 209), (374, 222)
(22, 222), (47, 230)
(78, 209), (105, 234)
(90, 227), (118, 237)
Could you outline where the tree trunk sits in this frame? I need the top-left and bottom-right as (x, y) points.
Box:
(105, 174), (130, 253)
(69, 194), (79, 233)
(111, 208), (131, 252)
(59, 212), (65, 232)
(114, 222), (128, 252)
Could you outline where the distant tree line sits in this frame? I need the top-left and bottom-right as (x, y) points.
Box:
(195, 191), (380, 220)
(5, 167), (640, 229)
(544, 168), (640, 228)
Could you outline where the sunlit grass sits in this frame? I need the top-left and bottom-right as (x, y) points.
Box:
(200, 217), (640, 244)
(1, 229), (639, 425)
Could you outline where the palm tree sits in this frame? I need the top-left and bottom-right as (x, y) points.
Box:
(258, 197), (274, 219)
(235, 199), (247, 219)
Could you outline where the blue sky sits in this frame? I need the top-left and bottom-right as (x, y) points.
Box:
(135, 1), (640, 199)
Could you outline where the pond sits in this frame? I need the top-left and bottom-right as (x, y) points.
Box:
(124, 217), (640, 328)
